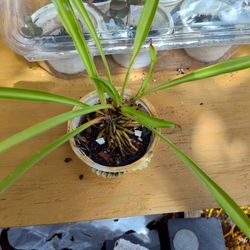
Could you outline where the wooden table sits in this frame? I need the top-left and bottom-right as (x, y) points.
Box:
(0, 36), (250, 228)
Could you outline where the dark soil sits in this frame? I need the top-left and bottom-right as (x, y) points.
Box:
(74, 102), (152, 167)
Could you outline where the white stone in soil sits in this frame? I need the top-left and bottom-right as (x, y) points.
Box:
(134, 130), (142, 138)
(96, 137), (106, 145)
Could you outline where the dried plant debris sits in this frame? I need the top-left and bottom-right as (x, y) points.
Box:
(64, 157), (73, 163)
(202, 207), (250, 249)
(79, 174), (84, 180)
(177, 67), (185, 75)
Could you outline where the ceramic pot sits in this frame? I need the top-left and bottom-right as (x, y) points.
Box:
(68, 90), (158, 178)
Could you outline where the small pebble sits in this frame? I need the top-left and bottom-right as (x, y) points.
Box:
(134, 130), (142, 138)
(64, 157), (72, 163)
(96, 138), (106, 145)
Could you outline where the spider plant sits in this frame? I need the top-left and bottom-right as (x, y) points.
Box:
(0, 0), (250, 236)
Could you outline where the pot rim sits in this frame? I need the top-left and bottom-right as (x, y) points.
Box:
(67, 89), (158, 173)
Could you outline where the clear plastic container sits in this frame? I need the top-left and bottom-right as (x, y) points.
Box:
(2, 0), (250, 74)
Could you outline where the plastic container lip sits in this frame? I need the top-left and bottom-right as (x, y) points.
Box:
(2, 0), (250, 61)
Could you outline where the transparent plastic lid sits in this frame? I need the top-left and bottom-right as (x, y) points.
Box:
(2, 0), (250, 61)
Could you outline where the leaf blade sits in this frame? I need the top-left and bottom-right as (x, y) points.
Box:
(92, 77), (122, 107)
(71, 0), (112, 83)
(148, 55), (250, 94)
(135, 43), (157, 99)
(121, 106), (177, 129)
(0, 118), (101, 195)
(53, 0), (96, 77)
(0, 104), (111, 153)
(121, 0), (159, 97)
(52, 0), (105, 103)
(151, 129), (250, 238)
(129, 113), (250, 236)
(0, 87), (87, 107)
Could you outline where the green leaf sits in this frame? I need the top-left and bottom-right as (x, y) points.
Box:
(52, 0), (105, 104)
(121, 0), (159, 97)
(121, 106), (177, 129)
(151, 128), (250, 238)
(0, 118), (102, 196)
(147, 55), (250, 94)
(0, 104), (112, 153)
(53, 0), (96, 78)
(135, 43), (157, 99)
(92, 77), (122, 107)
(0, 87), (87, 107)
(71, 0), (112, 83)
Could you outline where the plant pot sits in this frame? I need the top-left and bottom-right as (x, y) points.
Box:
(180, 0), (233, 63)
(30, 3), (103, 76)
(68, 90), (158, 178)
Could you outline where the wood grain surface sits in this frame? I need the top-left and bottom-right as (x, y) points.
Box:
(0, 36), (250, 227)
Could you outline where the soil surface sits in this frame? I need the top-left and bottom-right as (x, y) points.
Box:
(74, 103), (152, 167)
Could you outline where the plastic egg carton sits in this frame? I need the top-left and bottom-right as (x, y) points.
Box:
(2, 0), (250, 75)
